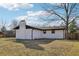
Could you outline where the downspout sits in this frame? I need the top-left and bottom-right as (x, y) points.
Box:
(31, 29), (33, 40)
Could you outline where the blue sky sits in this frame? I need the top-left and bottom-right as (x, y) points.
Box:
(0, 3), (60, 29)
(0, 3), (34, 24)
(0, 3), (66, 27)
(0, 3), (50, 27)
(0, 3), (45, 22)
(0, 3), (79, 30)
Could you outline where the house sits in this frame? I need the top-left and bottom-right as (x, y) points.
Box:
(0, 32), (5, 37)
(14, 20), (66, 40)
(4, 30), (16, 37)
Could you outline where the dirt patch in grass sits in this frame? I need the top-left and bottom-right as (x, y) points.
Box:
(0, 38), (79, 55)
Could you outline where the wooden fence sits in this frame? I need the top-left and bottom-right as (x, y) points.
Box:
(68, 33), (79, 39)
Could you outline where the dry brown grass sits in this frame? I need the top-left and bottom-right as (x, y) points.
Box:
(0, 38), (79, 56)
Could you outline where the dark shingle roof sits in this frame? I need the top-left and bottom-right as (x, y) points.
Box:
(14, 25), (42, 30)
(14, 25), (65, 30)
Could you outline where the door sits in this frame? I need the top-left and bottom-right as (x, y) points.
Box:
(25, 29), (32, 39)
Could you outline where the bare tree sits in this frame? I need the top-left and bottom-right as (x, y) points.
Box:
(41, 3), (79, 39)
(1, 18), (7, 32)
(10, 20), (18, 30)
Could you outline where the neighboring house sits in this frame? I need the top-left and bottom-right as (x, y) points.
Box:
(0, 30), (15, 37)
(0, 32), (5, 37)
(14, 20), (66, 40)
(4, 30), (16, 37)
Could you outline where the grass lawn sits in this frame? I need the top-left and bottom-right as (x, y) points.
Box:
(0, 38), (79, 56)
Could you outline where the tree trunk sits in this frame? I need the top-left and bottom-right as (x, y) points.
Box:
(65, 21), (69, 39)
(65, 29), (69, 39)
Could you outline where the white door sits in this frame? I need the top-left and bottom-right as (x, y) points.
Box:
(25, 29), (32, 39)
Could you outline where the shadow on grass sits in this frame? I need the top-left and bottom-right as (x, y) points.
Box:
(14, 39), (54, 50)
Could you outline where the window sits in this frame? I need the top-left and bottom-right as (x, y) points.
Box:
(43, 30), (46, 34)
(51, 30), (55, 33)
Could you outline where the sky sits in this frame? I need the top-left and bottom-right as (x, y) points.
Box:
(0, 3), (63, 28)
(0, 4), (48, 27)
(0, 3), (79, 30)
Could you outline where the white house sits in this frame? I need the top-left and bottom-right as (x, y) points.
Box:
(14, 20), (65, 40)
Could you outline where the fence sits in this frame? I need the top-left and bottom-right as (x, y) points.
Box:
(68, 33), (79, 39)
